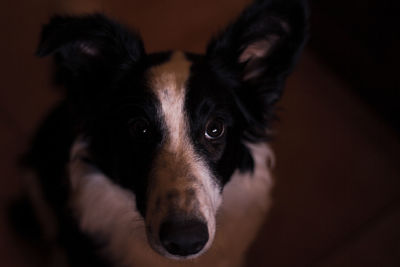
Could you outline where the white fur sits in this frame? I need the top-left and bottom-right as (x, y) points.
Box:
(146, 51), (222, 257)
(68, 139), (273, 267)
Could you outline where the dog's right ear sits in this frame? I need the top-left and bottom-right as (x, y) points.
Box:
(206, 0), (308, 141)
(37, 14), (145, 91)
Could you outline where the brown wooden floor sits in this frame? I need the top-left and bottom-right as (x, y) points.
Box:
(1, 0), (399, 266)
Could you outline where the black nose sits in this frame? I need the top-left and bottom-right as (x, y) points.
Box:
(159, 218), (209, 257)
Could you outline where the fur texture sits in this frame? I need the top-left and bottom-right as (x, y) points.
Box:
(12, 0), (308, 266)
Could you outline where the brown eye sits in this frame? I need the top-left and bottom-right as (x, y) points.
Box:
(128, 118), (150, 138)
(205, 119), (225, 140)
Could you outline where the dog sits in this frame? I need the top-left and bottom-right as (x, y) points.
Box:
(12, 0), (308, 266)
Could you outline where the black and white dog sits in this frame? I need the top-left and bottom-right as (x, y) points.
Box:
(15, 0), (307, 266)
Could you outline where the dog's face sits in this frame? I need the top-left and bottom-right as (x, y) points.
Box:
(86, 51), (247, 258)
(37, 0), (307, 259)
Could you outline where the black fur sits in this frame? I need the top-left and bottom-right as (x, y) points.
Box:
(14, 1), (308, 266)
(207, 0), (308, 141)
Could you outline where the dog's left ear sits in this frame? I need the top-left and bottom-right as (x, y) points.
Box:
(207, 0), (308, 139)
(36, 14), (146, 119)
(36, 14), (145, 95)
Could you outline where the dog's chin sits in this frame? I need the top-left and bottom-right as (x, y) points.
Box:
(146, 230), (213, 260)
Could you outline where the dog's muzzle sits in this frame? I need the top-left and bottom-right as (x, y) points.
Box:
(146, 147), (221, 259)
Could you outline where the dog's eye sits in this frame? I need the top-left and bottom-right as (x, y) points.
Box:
(128, 118), (151, 138)
(205, 118), (225, 140)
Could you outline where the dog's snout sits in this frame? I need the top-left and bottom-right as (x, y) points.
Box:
(159, 218), (209, 257)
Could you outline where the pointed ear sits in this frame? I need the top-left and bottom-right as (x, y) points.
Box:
(206, 0), (308, 139)
(37, 14), (145, 90)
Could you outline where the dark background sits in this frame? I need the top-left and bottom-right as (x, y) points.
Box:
(310, 0), (400, 134)
(0, 0), (399, 266)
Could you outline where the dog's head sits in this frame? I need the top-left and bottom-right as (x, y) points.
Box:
(37, 0), (307, 259)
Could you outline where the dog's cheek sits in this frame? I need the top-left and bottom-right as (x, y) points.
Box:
(69, 140), (145, 248)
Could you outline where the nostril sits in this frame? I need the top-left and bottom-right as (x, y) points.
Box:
(159, 218), (209, 257)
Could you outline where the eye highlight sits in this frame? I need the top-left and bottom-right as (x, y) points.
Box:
(128, 118), (151, 139)
(205, 118), (225, 140)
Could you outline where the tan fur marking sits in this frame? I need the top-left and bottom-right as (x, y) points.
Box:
(146, 52), (221, 258)
(148, 51), (191, 151)
(149, 51), (191, 93)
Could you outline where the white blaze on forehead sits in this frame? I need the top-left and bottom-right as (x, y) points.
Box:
(148, 51), (191, 151)
(146, 51), (222, 256)
(146, 50), (221, 206)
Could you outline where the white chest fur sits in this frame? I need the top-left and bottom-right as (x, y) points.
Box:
(68, 141), (274, 267)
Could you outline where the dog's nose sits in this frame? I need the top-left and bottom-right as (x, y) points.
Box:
(159, 218), (209, 256)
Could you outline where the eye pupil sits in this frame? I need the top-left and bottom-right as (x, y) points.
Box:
(129, 118), (150, 138)
(205, 119), (225, 140)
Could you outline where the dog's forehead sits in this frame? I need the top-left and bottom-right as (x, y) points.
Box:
(147, 51), (192, 95)
(146, 51), (193, 150)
